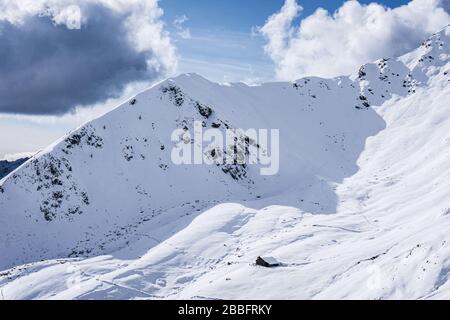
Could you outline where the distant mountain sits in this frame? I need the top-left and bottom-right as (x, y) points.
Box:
(0, 158), (28, 180)
(0, 26), (449, 299)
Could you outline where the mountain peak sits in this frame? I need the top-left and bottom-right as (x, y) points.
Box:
(166, 73), (213, 85)
(1, 28), (450, 299)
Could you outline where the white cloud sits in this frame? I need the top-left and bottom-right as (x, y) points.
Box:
(259, 0), (450, 80)
(173, 14), (192, 39)
(174, 14), (189, 26)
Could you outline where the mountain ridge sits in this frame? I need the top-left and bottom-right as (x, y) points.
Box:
(0, 25), (449, 299)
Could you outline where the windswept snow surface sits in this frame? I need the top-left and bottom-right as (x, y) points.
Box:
(0, 26), (450, 300)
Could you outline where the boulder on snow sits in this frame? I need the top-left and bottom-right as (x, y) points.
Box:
(256, 256), (280, 268)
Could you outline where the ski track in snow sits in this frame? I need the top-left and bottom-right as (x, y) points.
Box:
(0, 26), (450, 299)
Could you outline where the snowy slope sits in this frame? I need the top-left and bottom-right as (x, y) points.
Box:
(0, 26), (449, 299)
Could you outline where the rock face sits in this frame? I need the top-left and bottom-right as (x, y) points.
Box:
(0, 158), (28, 180)
(0, 26), (449, 300)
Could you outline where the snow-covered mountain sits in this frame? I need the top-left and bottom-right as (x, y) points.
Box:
(0, 26), (449, 300)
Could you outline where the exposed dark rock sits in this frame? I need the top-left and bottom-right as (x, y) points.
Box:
(64, 125), (104, 154)
(161, 84), (184, 106)
(358, 66), (367, 79)
(122, 145), (134, 161)
(195, 102), (213, 118)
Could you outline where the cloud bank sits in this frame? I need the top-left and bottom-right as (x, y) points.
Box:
(0, 0), (177, 115)
(259, 0), (450, 80)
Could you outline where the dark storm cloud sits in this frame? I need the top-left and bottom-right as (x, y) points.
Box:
(0, 5), (158, 115)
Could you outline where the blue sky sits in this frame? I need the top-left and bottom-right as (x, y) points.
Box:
(162, 0), (411, 31)
(160, 0), (411, 82)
